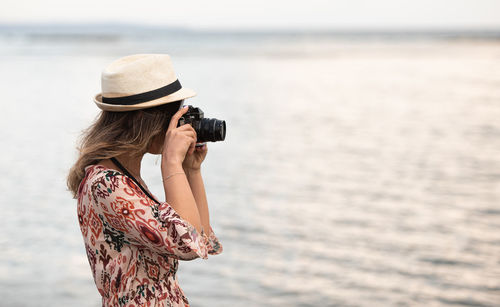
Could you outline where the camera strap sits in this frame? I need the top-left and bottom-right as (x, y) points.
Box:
(110, 157), (161, 205)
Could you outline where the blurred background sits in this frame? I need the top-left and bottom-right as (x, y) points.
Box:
(1, 0), (499, 306)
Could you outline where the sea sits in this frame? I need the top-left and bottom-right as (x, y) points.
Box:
(0, 24), (499, 306)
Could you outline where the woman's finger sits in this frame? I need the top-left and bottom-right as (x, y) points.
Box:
(179, 131), (196, 141)
(177, 123), (197, 135)
(187, 135), (196, 155)
(167, 105), (189, 132)
(178, 124), (197, 142)
(196, 143), (207, 151)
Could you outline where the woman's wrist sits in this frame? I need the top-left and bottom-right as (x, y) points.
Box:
(184, 167), (201, 177)
(161, 159), (184, 175)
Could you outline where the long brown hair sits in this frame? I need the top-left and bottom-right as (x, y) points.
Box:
(67, 100), (182, 199)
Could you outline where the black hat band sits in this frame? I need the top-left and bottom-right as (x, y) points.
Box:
(102, 79), (182, 105)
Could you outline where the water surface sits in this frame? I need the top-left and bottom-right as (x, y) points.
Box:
(0, 30), (499, 306)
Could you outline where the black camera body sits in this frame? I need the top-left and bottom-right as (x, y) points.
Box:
(178, 106), (226, 143)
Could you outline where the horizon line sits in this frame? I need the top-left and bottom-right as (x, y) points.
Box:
(1, 21), (500, 34)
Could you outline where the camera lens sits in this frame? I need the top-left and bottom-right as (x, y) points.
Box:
(198, 118), (226, 142)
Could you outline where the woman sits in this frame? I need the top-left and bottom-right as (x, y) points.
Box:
(67, 54), (223, 306)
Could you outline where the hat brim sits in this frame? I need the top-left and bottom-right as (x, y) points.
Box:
(94, 87), (197, 112)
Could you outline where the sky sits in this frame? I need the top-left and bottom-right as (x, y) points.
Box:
(1, 0), (500, 30)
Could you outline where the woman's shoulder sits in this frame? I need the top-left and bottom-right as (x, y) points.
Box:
(85, 164), (123, 178)
(82, 163), (160, 204)
(83, 164), (126, 190)
(80, 164), (129, 201)
(78, 164), (120, 202)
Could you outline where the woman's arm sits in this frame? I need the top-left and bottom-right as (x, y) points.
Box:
(91, 170), (209, 260)
(161, 106), (204, 234)
(182, 144), (223, 255)
(184, 168), (211, 235)
(161, 161), (203, 234)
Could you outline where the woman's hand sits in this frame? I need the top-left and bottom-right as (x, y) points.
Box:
(183, 143), (208, 172)
(161, 106), (197, 169)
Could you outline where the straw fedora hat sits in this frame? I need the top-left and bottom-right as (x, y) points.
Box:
(93, 54), (196, 111)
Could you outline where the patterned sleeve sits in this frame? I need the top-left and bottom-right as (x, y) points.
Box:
(90, 170), (217, 260)
(204, 226), (223, 255)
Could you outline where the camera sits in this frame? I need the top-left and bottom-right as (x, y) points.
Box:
(178, 105), (226, 143)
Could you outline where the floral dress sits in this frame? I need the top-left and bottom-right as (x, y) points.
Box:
(77, 164), (223, 307)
